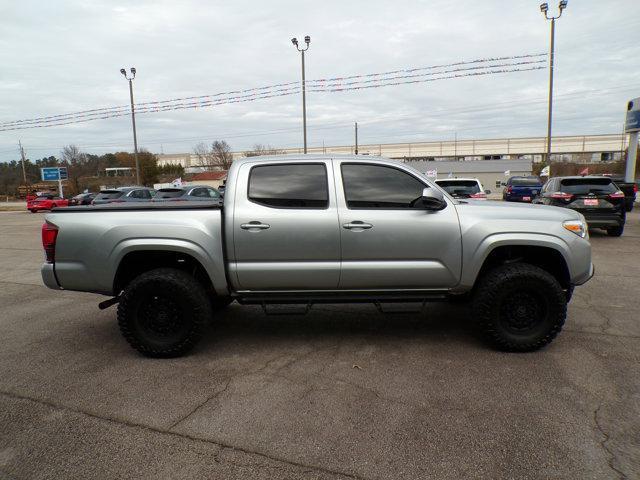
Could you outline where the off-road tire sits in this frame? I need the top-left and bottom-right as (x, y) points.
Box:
(473, 263), (566, 352)
(117, 268), (210, 358)
(606, 225), (624, 237)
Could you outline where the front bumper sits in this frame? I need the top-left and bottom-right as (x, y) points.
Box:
(583, 213), (624, 228)
(574, 262), (595, 286)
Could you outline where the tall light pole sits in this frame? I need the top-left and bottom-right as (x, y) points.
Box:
(291, 36), (310, 153)
(540, 1), (568, 164)
(120, 67), (141, 184)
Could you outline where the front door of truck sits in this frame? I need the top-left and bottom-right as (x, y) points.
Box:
(336, 162), (462, 289)
(231, 160), (340, 290)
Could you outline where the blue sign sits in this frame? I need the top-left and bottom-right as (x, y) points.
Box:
(625, 97), (640, 133)
(40, 167), (68, 181)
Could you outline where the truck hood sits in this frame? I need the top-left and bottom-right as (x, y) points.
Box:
(457, 200), (582, 222)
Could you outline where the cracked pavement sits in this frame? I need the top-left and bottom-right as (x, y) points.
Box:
(0, 210), (639, 479)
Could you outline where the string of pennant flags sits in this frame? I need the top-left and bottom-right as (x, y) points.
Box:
(0, 53), (547, 132)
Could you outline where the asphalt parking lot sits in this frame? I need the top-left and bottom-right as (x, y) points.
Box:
(0, 209), (639, 480)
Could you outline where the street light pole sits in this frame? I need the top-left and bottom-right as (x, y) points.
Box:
(18, 140), (27, 184)
(120, 67), (140, 184)
(291, 36), (311, 153)
(540, 1), (568, 164)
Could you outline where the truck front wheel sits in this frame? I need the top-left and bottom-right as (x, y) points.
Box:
(473, 263), (566, 352)
(117, 268), (211, 358)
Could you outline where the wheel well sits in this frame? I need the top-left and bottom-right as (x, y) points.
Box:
(476, 245), (571, 290)
(113, 250), (214, 294)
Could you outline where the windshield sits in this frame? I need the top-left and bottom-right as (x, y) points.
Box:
(436, 180), (480, 195)
(511, 177), (542, 186)
(560, 178), (616, 195)
(95, 190), (124, 200)
(156, 189), (185, 198)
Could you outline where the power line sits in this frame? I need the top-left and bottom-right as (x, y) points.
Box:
(0, 53), (547, 131)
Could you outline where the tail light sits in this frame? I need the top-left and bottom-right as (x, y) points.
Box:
(551, 192), (574, 201)
(470, 192), (487, 199)
(634, 184), (638, 193)
(506, 186), (513, 193)
(42, 222), (58, 263)
(608, 191), (625, 199)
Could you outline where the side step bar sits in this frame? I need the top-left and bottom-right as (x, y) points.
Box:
(237, 291), (448, 306)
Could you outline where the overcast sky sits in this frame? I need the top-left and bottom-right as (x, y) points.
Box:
(0, 0), (639, 162)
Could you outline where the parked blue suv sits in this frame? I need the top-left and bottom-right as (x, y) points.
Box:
(503, 176), (544, 203)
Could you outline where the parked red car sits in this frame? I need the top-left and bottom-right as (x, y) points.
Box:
(27, 194), (69, 213)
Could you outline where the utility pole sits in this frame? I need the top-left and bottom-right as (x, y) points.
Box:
(120, 67), (141, 184)
(18, 140), (27, 184)
(291, 36), (311, 153)
(354, 122), (358, 155)
(540, 1), (568, 164)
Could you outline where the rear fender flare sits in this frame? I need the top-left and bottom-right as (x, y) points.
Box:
(109, 238), (229, 296)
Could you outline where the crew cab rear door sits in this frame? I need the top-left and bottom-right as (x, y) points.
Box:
(231, 160), (340, 290)
(335, 161), (462, 289)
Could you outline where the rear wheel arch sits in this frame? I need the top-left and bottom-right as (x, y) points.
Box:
(113, 250), (216, 295)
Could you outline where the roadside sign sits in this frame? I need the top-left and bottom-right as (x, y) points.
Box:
(40, 167), (68, 181)
(40, 167), (68, 197)
(625, 97), (640, 133)
(41, 167), (61, 181)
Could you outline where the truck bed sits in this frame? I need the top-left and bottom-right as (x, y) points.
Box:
(53, 201), (222, 212)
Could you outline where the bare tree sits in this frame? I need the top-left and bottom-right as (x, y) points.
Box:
(60, 145), (85, 165)
(243, 144), (286, 157)
(193, 140), (233, 170)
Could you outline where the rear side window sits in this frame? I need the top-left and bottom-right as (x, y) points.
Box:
(190, 188), (210, 198)
(560, 178), (616, 194)
(157, 189), (184, 198)
(436, 180), (480, 195)
(95, 191), (123, 200)
(130, 189), (152, 199)
(248, 164), (328, 208)
(511, 177), (542, 186)
(341, 164), (426, 209)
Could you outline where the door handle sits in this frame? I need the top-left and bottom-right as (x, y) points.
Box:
(241, 221), (270, 230)
(343, 221), (373, 230)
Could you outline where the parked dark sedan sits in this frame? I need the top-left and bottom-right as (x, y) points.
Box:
(534, 176), (626, 236)
(503, 176), (544, 202)
(69, 192), (96, 206)
(154, 185), (221, 202)
(92, 187), (155, 205)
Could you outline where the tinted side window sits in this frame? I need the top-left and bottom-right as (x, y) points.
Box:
(207, 189), (221, 198)
(248, 164), (328, 208)
(341, 164), (426, 209)
(191, 188), (208, 198)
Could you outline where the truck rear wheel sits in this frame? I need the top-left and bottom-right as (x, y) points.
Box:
(117, 268), (211, 358)
(473, 263), (566, 352)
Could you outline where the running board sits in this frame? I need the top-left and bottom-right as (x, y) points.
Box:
(236, 291), (448, 306)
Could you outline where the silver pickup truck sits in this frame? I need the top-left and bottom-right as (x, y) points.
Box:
(41, 155), (593, 357)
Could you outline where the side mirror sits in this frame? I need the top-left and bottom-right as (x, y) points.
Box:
(420, 187), (446, 210)
(501, 182), (507, 187)
(485, 189), (492, 194)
